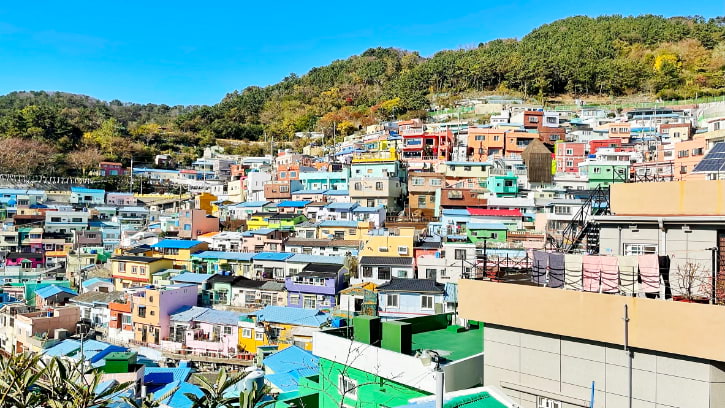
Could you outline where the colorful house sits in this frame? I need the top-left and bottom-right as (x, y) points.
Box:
(376, 278), (447, 319)
(5, 252), (44, 268)
(110, 255), (174, 290)
(485, 173), (519, 197)
(131, 283), (198, 345)
(167, 306), (245, 357)
(70, 187), (106, 206)
(151, 239), (208, 270)
(238, 305), (330, 353)
(465, 223), (508, 243)
(285, 264), (348, 309)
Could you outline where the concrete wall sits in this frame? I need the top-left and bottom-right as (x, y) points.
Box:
(484, 323), (725, 408)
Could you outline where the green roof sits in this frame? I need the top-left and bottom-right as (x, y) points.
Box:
(410, 324), (483, 361)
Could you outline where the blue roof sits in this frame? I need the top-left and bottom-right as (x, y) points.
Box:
(253, 252), (294, 261)
(466, 223), (508, 230)
(44, 339), (125, 364)
(234, 200), (271, 208)
(325, 202), (358, 210)
(155, 381), (203, 408)
(250, 228), (275, 235)
(170, 272), (217, 283)
(265, 372), (305, 393)
(442, 209), (470, 216)
(71, 187), (105, 193)
(254, 306), (329, 327)
(152, 239), (204, 249)
(287, 254), (345, 265)
(144, 367), (193, 383)
(81, 277), (113, 288)
(323, 190), (349, 196)
(35, 285), (78, 299)
(194, 251), (255, 261)
(170, 305), (245, 326)
(292, 189), (327, 195)
(277, 200), (312, 208)
(264, 346), (319, 376)
(319, 220), (358, 228)
(352, 206), (381, 213)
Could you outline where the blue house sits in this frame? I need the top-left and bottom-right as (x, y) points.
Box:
(70, 187), (106, 206)
(263, 345), (319, 395)
(285, 263), (348, 309)
(376, 278), (447, 320)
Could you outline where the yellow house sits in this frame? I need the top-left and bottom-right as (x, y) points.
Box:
(111, 255), (174, 290)
(238, 306), (329, 353)
(195, 192), (217, 215)
(359, 226), (415, 257)
(317, 221), (371, 240)
(246, 212), (274, 231)
(150, 239), (208, 270)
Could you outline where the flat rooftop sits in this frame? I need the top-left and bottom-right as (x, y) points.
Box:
(411, 324), (483, 361)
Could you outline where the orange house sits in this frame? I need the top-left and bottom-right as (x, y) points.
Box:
(674, 135), (707, 180)
(467, 128), (506, 161)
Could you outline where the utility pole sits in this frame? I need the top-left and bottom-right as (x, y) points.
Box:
(129, 157), (134, 194)
(623, 304), (632, 408)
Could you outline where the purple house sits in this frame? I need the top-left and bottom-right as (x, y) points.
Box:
(285, 263), (348, 309)
(6, 252), (44, 268)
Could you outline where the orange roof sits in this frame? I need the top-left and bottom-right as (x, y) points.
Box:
(45, 251), (68, 257)
(198, 231), (220, 238)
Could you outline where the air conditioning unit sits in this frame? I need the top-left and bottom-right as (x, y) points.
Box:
(317, 295), (326, 301)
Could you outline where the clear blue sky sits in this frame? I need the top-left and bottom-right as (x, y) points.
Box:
(0, 1), (722, 106)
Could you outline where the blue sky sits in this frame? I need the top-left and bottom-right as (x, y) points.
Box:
(0, 1), (722, 106)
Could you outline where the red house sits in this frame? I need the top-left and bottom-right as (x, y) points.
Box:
(99, 162), (126, 177)
(555, 142), (586, 174)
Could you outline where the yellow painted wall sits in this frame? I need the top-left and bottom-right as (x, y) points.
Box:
(611, 180), (725, 216)
(112, 258), (174, 290)
(359, 226), (415, 257)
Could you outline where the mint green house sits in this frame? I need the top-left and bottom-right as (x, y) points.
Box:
(485, 173), (518, 197)
(313, 314), (484, 408)
(579, 161), (630, 189)
(466, 223), (508, 243)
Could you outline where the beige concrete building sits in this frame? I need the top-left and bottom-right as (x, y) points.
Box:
(459, 279), (725, 408)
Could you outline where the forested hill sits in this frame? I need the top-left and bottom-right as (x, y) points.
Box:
(0, 15), (724, 175)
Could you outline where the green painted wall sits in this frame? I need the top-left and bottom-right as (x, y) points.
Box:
(466, 228), (507, 243)
(317, 358), (429, 408)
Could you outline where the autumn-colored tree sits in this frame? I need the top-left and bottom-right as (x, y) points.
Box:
(66, 148), (105, 176)
(0, 138), (58, 175)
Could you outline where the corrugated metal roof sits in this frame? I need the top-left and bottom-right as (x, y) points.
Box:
(323, 190), (349, 195)
(277, 200), (312, 208)
(171, 272), (217, 283)
(359, 256), (413, 266)
(442, 209), (470, 216)
(254, 306), (329, 327)
(35, 285), (78, 299)
(193, 251), (255, 261)
(319, 220), (358, 228)
(377, 278), (444, 293)
(324, 202), (359, 210)
(287, 254), (345, 265)
(253, 252), (294, 261)
(152, 239), (204, 249)
(466, 208), (522, 217)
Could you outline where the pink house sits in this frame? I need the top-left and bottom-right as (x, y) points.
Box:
(179, 209), (220, 239)
(6, 252), (44, 268)
(555, 142), (587, 174)
(165, 306), (244, 357)
(106, 192), (138, 206)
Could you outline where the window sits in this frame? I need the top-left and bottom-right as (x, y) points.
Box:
(378, 267), (391, 280)
(677, 150), (689, 158)
(137, 307), (146, 318)
(592, 167), (602, 174)
(386, 294), (399, 307)
(118, 262), (126, 272)
(425, 269), (436, 280)
(397, 246), (408, 255)
(429, 178), (441, 186)
(303, 295), (317, 308)
(418, 196), (427, 208)
(354, 182), (362, 191)
(338, 375), (358, 400)
(375, 182), (383, 191)
(680, 165), (687, 174)
(463, 166), (472, 171)
(72, 218), (83, 223)
(421, 295), (434, 310)
(474, 135), (484, 141)
(454, 249), (466, 260)
(242, 328), (252, 338)
(378, 247), (389, 252)
(623, 243), (657, 256)
(279, 171), (287, 179)
(224, 326), (232, 335)
(396, 269), (407, 278)
(528, 116), (539, 123)
(411, 177), (424, 186)
(493, 135), (500, 141)
(537, 396), (562, 408)
(122, 315), (131, 325)
(289, 171), (297, 178)
(565, 148), (573, 155)
(131, 266), (138, 274)
(280, 185), (289, 193)
(565, 160), (574, 167)
(362, 266), (373, 278)
(50, 217), (61, 223)
(692, 147), (703, 156)
(255, 331), (264, 341)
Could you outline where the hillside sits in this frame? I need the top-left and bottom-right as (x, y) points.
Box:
(0, 15), (723, 176)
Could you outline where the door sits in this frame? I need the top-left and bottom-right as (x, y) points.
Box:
(354, 298), (363, 312)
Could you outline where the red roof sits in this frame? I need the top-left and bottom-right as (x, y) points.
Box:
(466, 208), (522, 217)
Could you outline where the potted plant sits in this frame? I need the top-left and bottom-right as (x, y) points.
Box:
(672, 262), (711, 303)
